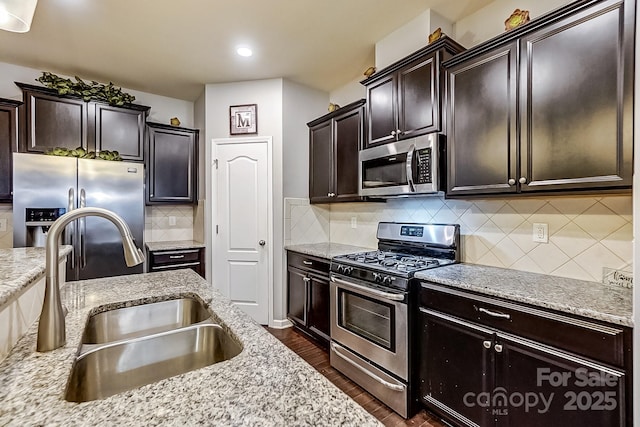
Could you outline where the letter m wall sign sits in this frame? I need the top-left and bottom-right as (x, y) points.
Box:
(230, 104), (258, 135)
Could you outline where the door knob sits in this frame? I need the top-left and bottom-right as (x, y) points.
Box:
(259, 240), (266, 246)
(483, 340), (492, 349)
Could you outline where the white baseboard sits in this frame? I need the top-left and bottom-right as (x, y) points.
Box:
(270, 318), (293, 329)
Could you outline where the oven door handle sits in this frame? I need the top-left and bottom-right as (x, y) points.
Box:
(331, 342), (405, 392)
(330, 275), (405, 302)
(406, 143), (416, 192)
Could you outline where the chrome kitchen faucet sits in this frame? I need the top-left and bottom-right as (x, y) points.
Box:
(37, 207), (145, 352)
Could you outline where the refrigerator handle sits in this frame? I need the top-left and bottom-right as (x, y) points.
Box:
(79, 188), (87, 269)
(66, 187), (75, 269)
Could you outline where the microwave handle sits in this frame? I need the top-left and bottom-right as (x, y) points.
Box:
(406, 144), (416, 192)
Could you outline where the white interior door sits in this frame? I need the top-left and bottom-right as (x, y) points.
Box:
(213, 138), (270, 324)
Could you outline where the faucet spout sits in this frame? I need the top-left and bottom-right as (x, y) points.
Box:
(37, 207), (145, 352)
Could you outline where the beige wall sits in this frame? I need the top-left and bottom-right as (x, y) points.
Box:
(0, 61), (194, 127)
(453, 0), (573, 47)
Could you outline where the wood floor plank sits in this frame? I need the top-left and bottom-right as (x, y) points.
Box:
(266, 326), (447, 427)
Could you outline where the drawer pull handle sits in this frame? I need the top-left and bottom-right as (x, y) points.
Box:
(303, 261), (313, 265)
(483, 340), (492, 349)
(479, 307), (511, 320)
(169, 255), (185, 259)
(494, 344), (503, 353)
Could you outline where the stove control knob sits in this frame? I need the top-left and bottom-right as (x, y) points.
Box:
(373, 272), (382, 283)
(336, 265), (344, 273)
(344, 266), (353, 275)
(382, 276), (393, 286)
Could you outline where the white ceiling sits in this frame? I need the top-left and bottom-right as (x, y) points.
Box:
(0, 0), (493, 101)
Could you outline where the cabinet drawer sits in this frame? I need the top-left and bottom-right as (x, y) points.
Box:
(151, 249), (201, 265)
(420, 282), (628, 368)
(287, 251), (329, 276)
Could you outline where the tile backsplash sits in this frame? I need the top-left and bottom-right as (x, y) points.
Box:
(145, 205), (195, 242)
(285, 195), (633, 283)
(284, 198), (330, 247)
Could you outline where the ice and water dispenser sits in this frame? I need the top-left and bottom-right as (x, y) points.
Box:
(24, 208), (66, 247)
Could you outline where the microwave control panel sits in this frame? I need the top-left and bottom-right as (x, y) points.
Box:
(415, 148), (432, 184)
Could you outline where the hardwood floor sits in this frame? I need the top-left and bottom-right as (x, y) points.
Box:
(267, 327), (447, 427)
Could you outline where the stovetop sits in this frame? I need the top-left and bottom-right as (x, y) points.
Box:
(333, 250), (455, 275)
(330, 222), (460, 291)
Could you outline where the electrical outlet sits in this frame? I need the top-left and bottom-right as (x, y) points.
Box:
(169, 216), (176, 226)
(350, 217), (357, 229)
(0, 218), (6, 232)
(532, 223), (548, 243)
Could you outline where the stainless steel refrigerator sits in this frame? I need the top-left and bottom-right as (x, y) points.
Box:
(13, 152), (144, 280)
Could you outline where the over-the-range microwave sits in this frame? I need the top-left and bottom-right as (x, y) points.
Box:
(359, 133), (442, 197)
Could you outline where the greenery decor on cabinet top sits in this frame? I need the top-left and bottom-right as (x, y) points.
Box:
(46, 146), (123, 161)
(36, 72), (136, 106)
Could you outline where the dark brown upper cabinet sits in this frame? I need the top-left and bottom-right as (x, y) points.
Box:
(0, 98), (21, 202)
(91, 103), (148, 162)
(145, 122), (198, 204)
(445, 0), (634, 197)
(362, 37), (465, 148)
(16, 82), (150, 162)
(308, 99), (365, 203)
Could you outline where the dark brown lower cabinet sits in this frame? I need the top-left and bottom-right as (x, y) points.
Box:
(496, 333), (625, 427)
(419, 283), (631, 427)
(286, 251), (330, 345)
(147, 247), (205, 278)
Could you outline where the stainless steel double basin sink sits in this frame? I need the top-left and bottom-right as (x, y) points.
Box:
(65, 297), (242, 402)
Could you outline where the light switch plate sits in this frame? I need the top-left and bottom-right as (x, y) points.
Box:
(169, 216), (176, 226)
(350, 217), (357, 229)
(532, 223), (548, 243)
(0, 218), (6, 232)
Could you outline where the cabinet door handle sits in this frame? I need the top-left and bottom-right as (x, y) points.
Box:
(508, 178), (516, 186)
(483, 340), (492, 349)
(169, 255), (185, 259)
(390, 130), (396, 136)
(519, 177), (527, 184)
(494, 344), (503, 353)
(303, 260), (313, 265)
(479, 307), (511, 320)
(303, 277), (311, 282)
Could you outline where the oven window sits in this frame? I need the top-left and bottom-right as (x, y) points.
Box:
(362, 154), (408, 189)
(338, 289), (395, 351)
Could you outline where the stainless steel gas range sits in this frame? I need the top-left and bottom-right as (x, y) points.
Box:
(329, 222), (460, 418)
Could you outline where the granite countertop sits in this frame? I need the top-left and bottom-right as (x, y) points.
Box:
(285, 242), (374, 259)
(415, 263), (633, 327)
(146, 240), (206, 252)
(0, 269), (381, 426)
(0, 246), (73, 308)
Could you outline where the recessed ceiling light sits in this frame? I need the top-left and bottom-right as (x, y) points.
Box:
(236, 47), (253, 57)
